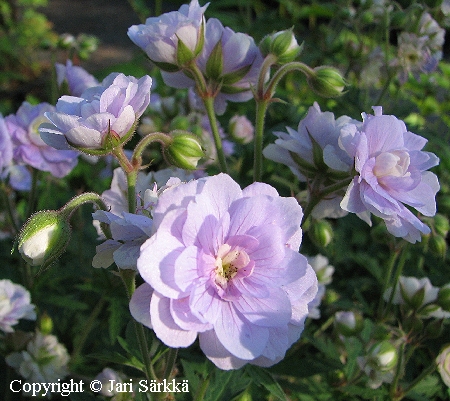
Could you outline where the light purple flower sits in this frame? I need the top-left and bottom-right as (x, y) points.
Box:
(162, 18), (264, 115)
(340, 106), (439, 243)
(4, 102), (79, 178)
(263, 102), (355, 219)
(55, 59), (99, 97)
(128, 0), (208, 68)
(0, 279), (36, 333)
(92, 211), (153, 270)
(40, 73), (152, 154)
(131, 173), (317, 370)
(0, 113), (30, 190)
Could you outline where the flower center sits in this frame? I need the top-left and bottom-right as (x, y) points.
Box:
(214, 243), (251, 290)
(373, 150), (410, 178)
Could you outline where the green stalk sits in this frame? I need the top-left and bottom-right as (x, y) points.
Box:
(377, 248), (400, 318)
(390, 342), (405, 400)
(71, 297), (106, 364)
(163, 347), (178, 380)
(131, 131), (174, 168)
(26, 168), (39, 218)
(203, 96), (228, 173)
(1, 185), (20, 234)
(253, 98), (270, 182)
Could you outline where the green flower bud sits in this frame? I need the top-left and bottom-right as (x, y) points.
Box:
(39, 313), (54, 335)
(437, 285), (450, 312)
(433, 213), (449, 237)
(260, 29), (303, 64)
(16, 211), (71, 269)
(429, 235), (447, 259)
(164, 131), (204, 170)
(308, 219), (333, 247)
(307, 67), (346, 98)
(367, 341), (398, 372)
(334, 311), (364, 337)
(424, 318), (444, 339)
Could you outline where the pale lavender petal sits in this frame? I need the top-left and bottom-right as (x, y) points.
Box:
(129, 283), (153, 329)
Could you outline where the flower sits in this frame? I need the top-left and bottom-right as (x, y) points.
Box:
(0, 279), (36, 333)
(128, 0), (208, 70)
(92, 211), (153, 270)
(55, 59), (99, 97)
(334, 311), (364, 337)
(5, 102), (79, 178)
(94, 368), (130, 398)
(39, 73), (152, 155)
(6, 331), (70, 385)
(263, 102), (355, 219)
(229, 115), (254, 144)
(339, 106), (440, 243)
(131, 173), (318, 370)
(0, 113), (31, 191)
(436, 344), (450, 387)
(162, 18), (264, 115)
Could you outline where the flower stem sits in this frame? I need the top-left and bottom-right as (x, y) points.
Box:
(253, 98), (269, 182)
(390, 341), (405, 400)
(131, 131), (173, 168)
(59, 192), (109, 220)
(120, 269), (157, 383)
(377, 247), (400, 318)
(26, 168), (39, 218)
(163, 347), (178, 380)
(203, 96), (228, 173)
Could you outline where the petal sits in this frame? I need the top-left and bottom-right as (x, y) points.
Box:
(129, 283), (153, 328)
(199, 330), (248, 370)
(171, 297), (211, 332)
(150, 291), (197, 347)
(214, 303), (269, 360)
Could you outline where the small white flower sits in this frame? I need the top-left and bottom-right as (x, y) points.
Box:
(436, 344), (450, 387)
(307, 254), (335, 285)
(6, 331), (69, 386)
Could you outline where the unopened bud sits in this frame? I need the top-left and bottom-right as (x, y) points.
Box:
(433, 213), (449, 237)
(437, 285), (450, 312)
(334, 311), (364, 337)
(308, 219), (333, 247)
(260, 29), (302, 64)
(307, 67), (346, 97)
(229, 115), (254, 144)
(429, 235), (447, 259)
(39, 313), (54, 335)
(16, 210), (71, 268)
(165, 131), (204, 170)
(58, 33), (76, 49)
(367, 341), (398, 372)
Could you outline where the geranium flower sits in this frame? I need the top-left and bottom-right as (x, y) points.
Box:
(263, 102), (355, 219)
(0, 279), (36, 333)
(39, 73), (152, 155)
(340, 106), (439, 243)
(55, 59), (99, 97)
(162, 18), (264, 115)
(131, 173), (317, 370)
(6, 331), (69, 386)
(5, 102), (79, 178)
(128, 0), (208, 69)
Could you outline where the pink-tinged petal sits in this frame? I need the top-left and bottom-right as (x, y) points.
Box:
(214, 303), (269, 359)
(234, 287), (291, 327)
(199, 330), (248, 370)
(137, 231), (185, 299)
(150, 291), (197, 347)
(171, 297), (211, 332)
(129, 283), (153, 329)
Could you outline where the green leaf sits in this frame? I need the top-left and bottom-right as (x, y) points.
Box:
(246, 365), (287, 401)
(206, 38), (223, 80)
